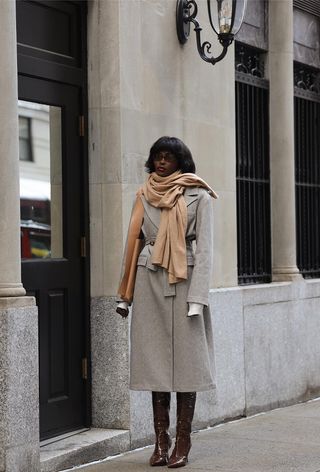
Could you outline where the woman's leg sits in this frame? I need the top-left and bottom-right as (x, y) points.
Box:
(149, 391), (172, 466)
(168, 392), (196, 468)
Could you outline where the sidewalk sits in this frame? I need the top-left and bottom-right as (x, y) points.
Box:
(66, 399), (320, 472)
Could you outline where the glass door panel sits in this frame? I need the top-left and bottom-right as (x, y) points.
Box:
(19, 100), (63, 259)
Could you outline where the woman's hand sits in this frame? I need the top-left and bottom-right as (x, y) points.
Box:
(116, 301), (129, 318)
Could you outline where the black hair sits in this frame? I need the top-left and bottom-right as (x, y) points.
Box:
(145, 136), (196, 174)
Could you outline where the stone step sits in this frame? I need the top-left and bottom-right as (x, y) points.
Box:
(40, 428), (130, 472)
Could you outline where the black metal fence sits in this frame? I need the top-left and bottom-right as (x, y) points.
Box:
(294, 63), (320, 278)
(235, 44), (271, 284)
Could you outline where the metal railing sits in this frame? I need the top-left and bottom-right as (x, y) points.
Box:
(235, 44), (271, 284)
(294, 63), (320, 278)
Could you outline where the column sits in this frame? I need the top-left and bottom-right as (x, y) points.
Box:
(269, 0), (301, 281)
(0, 1), (40, 470)
(88, 0), (131, 433)
(0, 0), (25, 297)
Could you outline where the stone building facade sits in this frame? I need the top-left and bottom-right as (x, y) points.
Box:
(0, 0), (319, 471)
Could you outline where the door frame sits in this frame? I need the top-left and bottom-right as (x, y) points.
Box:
(16, 0), (91, 437)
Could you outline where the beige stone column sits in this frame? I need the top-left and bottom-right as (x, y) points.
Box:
(269, 0), (301, 281)
(0, 0), (25, 296)
(0, 3), (40, 470)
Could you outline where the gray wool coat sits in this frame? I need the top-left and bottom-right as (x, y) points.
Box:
(128, 187), (216, 392)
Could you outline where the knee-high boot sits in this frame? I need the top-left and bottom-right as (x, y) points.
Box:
(149, 391), (172, 466)
(167, 392), (196, 468)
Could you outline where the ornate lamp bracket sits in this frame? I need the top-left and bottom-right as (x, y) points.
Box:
(176, 0), (234, 66)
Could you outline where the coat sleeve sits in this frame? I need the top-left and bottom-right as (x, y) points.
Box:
(117, 197), (144, 304)
(186, 189), (213, 306)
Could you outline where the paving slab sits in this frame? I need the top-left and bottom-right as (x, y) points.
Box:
(62, 399), (320, 472)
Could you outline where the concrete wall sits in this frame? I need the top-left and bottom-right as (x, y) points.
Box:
(88, 0), (238, 437)
(129, 278), (320, 447)
(212, 279), (320, 419)
(0, 300), (39, 470)
(91, 276), (320, 448)
(87, 0), (320, 451)
(88, 0), (238, 297)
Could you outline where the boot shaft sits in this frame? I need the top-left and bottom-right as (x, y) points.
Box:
(150, 392), (172, 467)
(167, 392), (197, 468)
(176, 392), (196, 433)
(152, 391), (171, 431)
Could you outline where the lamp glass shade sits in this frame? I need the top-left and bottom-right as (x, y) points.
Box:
(208, 0), (247, 36)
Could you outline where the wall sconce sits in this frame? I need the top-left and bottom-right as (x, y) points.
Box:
(176, 0), (247, 65)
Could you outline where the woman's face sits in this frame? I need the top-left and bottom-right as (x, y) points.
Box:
(153, 151), (179, 177)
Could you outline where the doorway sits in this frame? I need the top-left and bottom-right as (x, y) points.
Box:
(16, 0), (90, 440)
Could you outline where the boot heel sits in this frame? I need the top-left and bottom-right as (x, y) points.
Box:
(149, 431), (172, 466)
(167, 441), (190, 468)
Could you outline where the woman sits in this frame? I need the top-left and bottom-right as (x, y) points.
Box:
(116, 136), (217, 468)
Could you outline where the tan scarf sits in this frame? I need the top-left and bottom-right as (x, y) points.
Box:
(118, 171), (218, 301)
(142, 171), (218, 284)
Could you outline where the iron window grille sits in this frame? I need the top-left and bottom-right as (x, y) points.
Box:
(235, 43), (271, 284)
(294, 62), (320, 278)
(293, 0), (320, 17)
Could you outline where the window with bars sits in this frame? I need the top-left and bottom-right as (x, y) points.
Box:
(293, 0), (320, 17)
(235, 43), (271, 284)
(294, 63), (320, 278)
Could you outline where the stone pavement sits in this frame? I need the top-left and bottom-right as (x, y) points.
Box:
(67, 399), (320, 472)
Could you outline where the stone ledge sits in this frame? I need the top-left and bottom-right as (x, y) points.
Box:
(0, 295), (36, 308)
(40, 429), (130, 472)
(210, 279), (320, 307)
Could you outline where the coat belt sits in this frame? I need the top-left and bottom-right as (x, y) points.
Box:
(145, 238), (193, 247)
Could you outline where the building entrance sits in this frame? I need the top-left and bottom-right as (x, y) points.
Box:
(16, 0), (90, 440)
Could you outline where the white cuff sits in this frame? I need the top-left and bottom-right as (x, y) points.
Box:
(187, 302), (203, 317)
(117, 301), (129, 310)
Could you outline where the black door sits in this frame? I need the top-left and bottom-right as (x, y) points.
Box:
(17, 0), (90, 440)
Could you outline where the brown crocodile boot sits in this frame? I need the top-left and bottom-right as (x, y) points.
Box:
(149, 392), (172, 466)
(167, 392), (196, 468)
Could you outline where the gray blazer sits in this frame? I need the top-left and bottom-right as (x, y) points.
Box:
(136, 187), (213, 306)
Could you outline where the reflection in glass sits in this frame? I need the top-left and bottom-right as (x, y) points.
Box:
(19, 101), (63, 259)
(19, 116), (33, 161)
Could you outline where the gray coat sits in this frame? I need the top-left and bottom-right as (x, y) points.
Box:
(129, 187), (216, 392)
